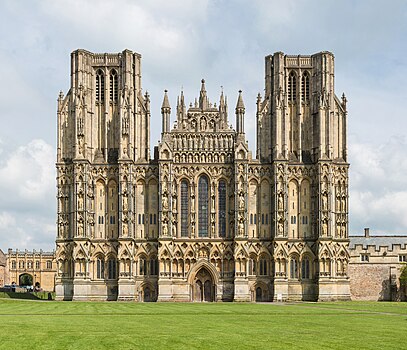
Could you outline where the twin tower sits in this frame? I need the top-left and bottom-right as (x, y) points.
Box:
(55, 49), (350, 302)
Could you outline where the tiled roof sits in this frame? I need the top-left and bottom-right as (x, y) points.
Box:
(349, 236), (407, 250)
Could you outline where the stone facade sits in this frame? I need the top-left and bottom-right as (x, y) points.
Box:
(0, 249), (7, 287)
(5, 249), (56, 291)
(55, 49), (350, 301)
(348, 228), (407, 301)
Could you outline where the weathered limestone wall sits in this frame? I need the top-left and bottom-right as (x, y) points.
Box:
(348, 263), (400, 301)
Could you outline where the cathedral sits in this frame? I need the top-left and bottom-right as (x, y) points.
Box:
(55, 49), (350, 302)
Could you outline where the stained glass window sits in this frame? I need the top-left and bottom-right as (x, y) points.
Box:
(218, 180), (226, 237)
(181, 180), (189, 237)
(198, 176), (209, 237)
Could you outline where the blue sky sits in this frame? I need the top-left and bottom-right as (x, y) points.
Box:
(0, 0), (407, 251)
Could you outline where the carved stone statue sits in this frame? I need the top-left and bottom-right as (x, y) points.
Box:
(162, 195), (168, 210)
(239, 194), (245, 210)
(278, 193), (283, 210)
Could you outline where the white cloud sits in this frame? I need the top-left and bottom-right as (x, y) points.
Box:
(349, 137), (407, 235)
(0, 139), (56, 251)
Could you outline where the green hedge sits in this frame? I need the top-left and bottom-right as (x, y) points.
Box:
(0, 291), (55, 300)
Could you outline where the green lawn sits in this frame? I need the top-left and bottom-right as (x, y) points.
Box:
(0, 300), (406, 350)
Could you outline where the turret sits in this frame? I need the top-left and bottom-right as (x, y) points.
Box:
(176, 90), (186, 129)
(219, 89), (228, 129)
(199, 79), (208, 110)
(235, 90), (245, 134)
(161, 90), (171, 133)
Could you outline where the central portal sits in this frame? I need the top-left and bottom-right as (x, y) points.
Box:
(193, 267), (214, 302)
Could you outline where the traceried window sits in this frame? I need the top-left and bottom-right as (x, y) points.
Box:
(290, 257), (299, 279)
(139, 257), (147, 275)
(181, 180), (189, 237)
(259, 257), (268, 276)
(301, 258), (310, 279)
(399, 255), (407, 263)
(108, 258), (116, 279)
(35, 261), (40, 269)
(288, 71), (297, 102)
(109, 69), (118, 102)
(46, 260), (52, 269)
(198, 175), (209, 237)
(150, 258), (158, 276)
(218, 180), (226, 237)
(11, 261), (16, 269)
(96, 69), (105, 102)
(301, 71), (310, 102)
(96, 258), (104, 279)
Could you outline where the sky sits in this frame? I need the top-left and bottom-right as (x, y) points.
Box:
(0, 0), (407, 251)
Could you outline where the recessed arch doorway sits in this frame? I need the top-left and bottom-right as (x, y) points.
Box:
(192, 267), (214, 302)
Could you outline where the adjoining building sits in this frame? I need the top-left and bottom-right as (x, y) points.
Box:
(55, 49), (350, 302)
(0, 249), (7, 287)
(348, 228), (407, 301)
(4, 249), (56, 291)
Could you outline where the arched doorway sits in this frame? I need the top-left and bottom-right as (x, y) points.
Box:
(19, 273), (33, 286)
(256, 286), (262, 302)
(144, 287), (151, 302)
(193, 267), (214, 302)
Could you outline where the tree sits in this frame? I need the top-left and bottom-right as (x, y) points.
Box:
(399, 264), (407, 301)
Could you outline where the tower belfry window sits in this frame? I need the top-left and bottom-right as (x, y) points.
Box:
(110, 69), (118, 102)
(96, 69), (105, 102)
(301, 72), (310, 102)
(288, 71), (297, 102)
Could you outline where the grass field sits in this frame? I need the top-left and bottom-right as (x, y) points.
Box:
(0, 300), (406, 350)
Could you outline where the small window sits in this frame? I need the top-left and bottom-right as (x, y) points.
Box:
(11, 261), (16, 269)
(35, 261), (40, 269)
(250, 214), (253, 225)
(154, 214), (157, 225)
(46, 260), (52, 269)
(265, 214), (268, 225)
(361, 254), (369, 262)
(399, 255), (407, 263)
(150, 214), (153, 225)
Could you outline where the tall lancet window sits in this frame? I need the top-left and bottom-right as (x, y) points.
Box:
(218, 180), (226, 237)
(96, 69), (105, 102)
(109, 69), (118, 102)
(180, 180), (189, 237)
(288, 71), (296, 102)
(301, 71), (310, 102)
(198, 175), (209, 237)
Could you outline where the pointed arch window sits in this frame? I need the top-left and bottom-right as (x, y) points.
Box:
(96, 69), (105, 102)
(290, 256), (299, 279)
(108, 258), (116, 279)
(181, 180), (189, 237)
(301, 257), (310, 279)
(218, 180), (226, 237)
(288, 71), (297, 102)
(96, 258), (104, 279)
(198, 175), (209, 237)
(109, 69), (118, 102)
(301, 71), (310, 102)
